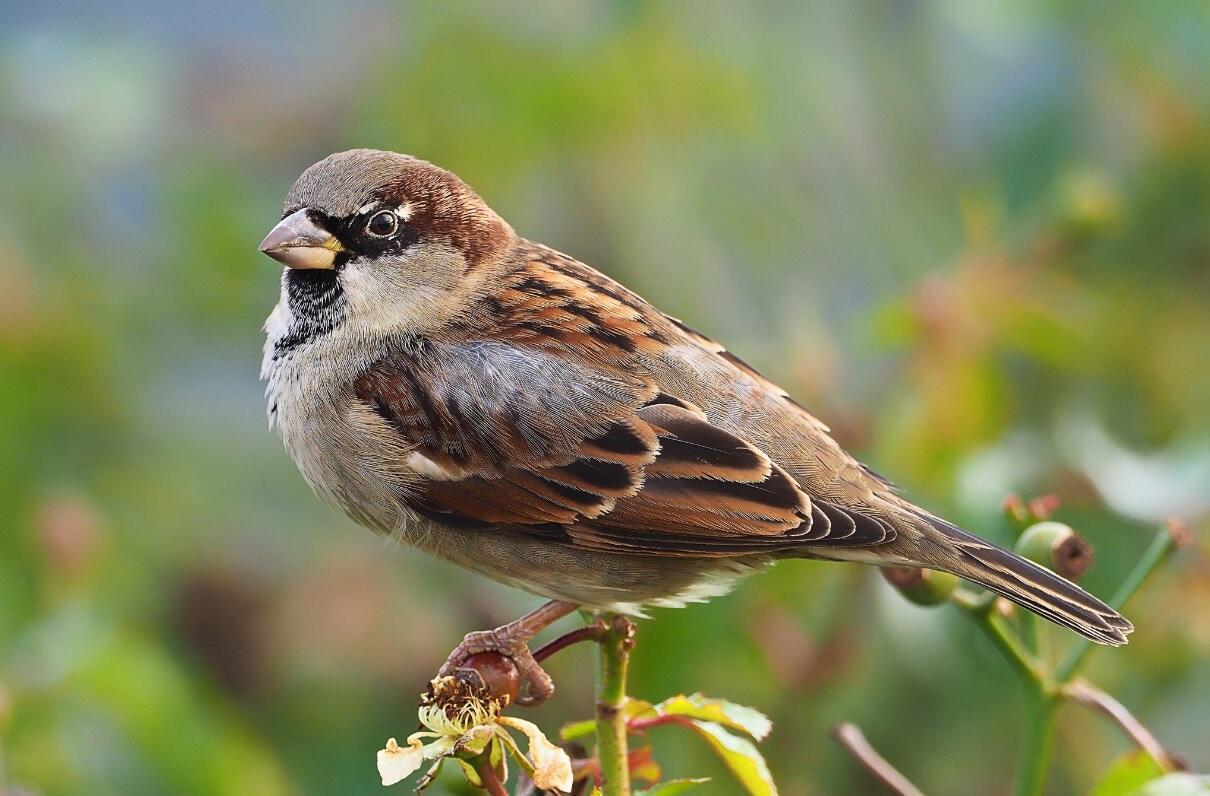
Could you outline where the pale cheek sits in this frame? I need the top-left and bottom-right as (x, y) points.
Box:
(340, 262), (428, 332)
(339, 253), (463, 334)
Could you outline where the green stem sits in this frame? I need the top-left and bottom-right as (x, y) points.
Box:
(1055, 526), (1179, 683)
(1012, 692), (1059, 796)
(1020, 610), (1041, 656)
(955, 592), (1048, 687)
(596, 614), (635, 796)
(987, 613), (1049, 687)
(956, 586), (1057, 794)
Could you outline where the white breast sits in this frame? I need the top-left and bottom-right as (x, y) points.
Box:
(262, 299), (417, 533)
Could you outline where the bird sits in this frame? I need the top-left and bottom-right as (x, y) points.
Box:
(259, 149), (1131, 703)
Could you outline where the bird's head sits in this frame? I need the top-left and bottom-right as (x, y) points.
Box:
(260, 149), (512, 339)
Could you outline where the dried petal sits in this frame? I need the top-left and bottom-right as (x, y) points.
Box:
(499, 716), (574, 792)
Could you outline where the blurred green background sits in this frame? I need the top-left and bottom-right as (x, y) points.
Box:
(2, 2), (1209, 794)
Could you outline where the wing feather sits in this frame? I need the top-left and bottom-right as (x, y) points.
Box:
(352, 247), (898, 557)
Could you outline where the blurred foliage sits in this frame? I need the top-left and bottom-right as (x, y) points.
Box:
(2, 2), (1209, 794)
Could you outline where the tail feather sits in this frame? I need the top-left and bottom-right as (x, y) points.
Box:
(930, 518), (1133, 646)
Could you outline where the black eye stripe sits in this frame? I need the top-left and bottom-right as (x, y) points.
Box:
(289, 207), (418, 263)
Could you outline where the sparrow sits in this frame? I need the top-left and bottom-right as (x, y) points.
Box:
(259, 149), (1131, 703)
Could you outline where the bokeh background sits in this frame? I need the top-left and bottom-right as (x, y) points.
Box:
(2, 2), (1209, 794)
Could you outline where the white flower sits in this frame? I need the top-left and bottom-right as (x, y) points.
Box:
(377, 675), (574, 792)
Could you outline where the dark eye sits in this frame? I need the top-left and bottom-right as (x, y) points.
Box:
(366, 210), (398, 237)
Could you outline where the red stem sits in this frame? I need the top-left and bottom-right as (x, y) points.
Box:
(533, 621), (607, 663)
(473, 756), (508, 796)
(627, 714), (697, 733)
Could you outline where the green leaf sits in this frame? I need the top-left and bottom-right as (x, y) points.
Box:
(489, 734), (508, 784)
(636, 778), (711, 795)
(560, 719), (596, 741)
(685, 720), (777, 796)
(565, 696), (776, 794)
(626, 698), (657, 718)
(456, 758), (482, 789)
(1092, 751), (1167, 796)
(654, 694), (773, 741)
(1133, 774), (1210, 796)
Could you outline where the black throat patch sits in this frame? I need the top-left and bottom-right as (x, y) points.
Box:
(273, 269), (346, 358)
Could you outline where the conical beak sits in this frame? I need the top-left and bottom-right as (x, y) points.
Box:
(258, 208), (345, 269)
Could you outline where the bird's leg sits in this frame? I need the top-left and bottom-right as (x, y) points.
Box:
(438, 600), (578, 706)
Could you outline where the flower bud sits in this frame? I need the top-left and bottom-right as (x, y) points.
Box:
(1015, 521), (1094, 581)
(1002, 494), (1029, 526)
(881, 566), (959, 606)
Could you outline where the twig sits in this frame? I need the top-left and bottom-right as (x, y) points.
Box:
(596, 614), (636, 796)
(533, 621), (608, 663)
(833, 723), (925, 796)
(1064, 680), (1179, 771)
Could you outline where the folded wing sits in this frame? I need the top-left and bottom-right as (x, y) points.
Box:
(354, 342), (894, 557)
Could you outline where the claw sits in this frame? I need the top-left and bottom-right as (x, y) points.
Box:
(439, 629), (556, 706)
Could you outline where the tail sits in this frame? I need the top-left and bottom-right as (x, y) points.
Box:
(927, 517), (1133, 646)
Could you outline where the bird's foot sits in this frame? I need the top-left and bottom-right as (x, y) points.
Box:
(437, 600), (577, 707)
(439, 628), (552, 706)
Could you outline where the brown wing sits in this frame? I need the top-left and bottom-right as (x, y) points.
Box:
(354, 336), (894, 557)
